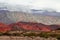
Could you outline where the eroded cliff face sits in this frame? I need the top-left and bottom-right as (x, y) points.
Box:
(6, 12), (60, 25)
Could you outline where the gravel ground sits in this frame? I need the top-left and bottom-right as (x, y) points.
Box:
(0, 36), (58, 40)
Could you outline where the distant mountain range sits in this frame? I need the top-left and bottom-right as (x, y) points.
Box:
(0, 9), (60, 24)
(0, 9), (14, 24)
(31, 9), (60, 17)
(0, 3), (60, 24)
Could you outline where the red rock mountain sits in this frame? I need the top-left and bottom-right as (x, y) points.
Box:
(0, 22), (11, 33)
(9, 22), (51, 32)
(0, 22), (60, 32)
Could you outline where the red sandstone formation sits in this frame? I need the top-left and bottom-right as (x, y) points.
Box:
(0, 21), (60, 32)
(12, 22), (51, 32)
(0, 22), (11, 33)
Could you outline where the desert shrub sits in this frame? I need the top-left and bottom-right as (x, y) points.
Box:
(50, 34), (56, 37)
(57, 37), (60, 40)
(2, 31), (12, 36)
(23, 32), (37, 37)
(0, 33), (3, 36)
(3, 33), (11, 36)
(11, 33), (21, 36)
(55, 34), (60, 40)
(38, 32), (51, 38)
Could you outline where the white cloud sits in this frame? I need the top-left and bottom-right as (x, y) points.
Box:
(31, 0), (60, 12)
(0, 0), (33, 5)
(0, 0), (60, 12)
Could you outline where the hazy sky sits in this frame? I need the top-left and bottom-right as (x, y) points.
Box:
(0, 0), (60, 12)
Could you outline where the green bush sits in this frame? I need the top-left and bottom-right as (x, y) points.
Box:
(0, 33), (3, 36)
(50, 34), (57, 37)
(11, 33), (21, 36)
(3, 33), (11, 36)
(55, 34), (60, 40)
(23, 33), (37, 37)
(38, 32), (51, 38)
(57, 37), (60, 40)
